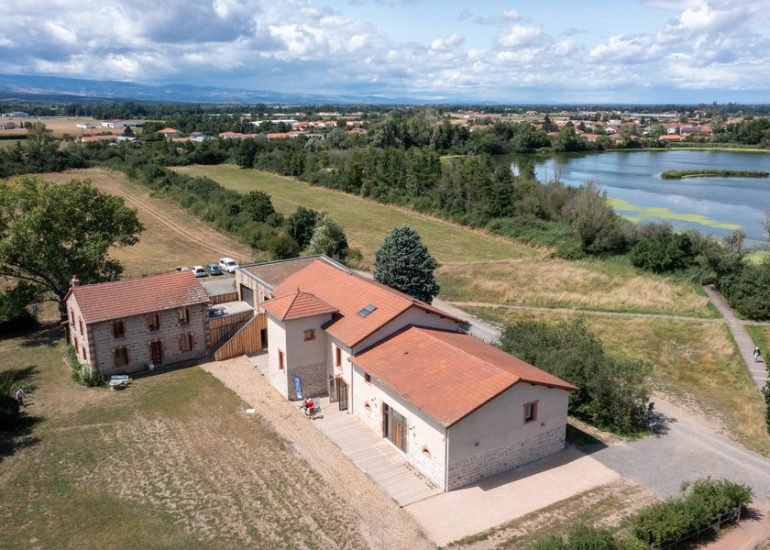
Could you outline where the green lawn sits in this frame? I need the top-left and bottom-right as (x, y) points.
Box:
(0, 331), (367, 549)
(174, 164), (538, 266)
(467, 307), (770, 456)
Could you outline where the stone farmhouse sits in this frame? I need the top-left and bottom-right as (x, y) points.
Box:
(236, 256), (577, 490)
(65, 271), (213, 375)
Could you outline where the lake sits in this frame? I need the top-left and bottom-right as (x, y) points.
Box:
(517, 150), (770, 246)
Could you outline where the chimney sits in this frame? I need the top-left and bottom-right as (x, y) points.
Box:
(70, 275), (80, 287)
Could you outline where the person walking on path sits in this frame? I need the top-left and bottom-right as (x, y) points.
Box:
(15, 387), (25, 407)
(754, 347), (762, 363)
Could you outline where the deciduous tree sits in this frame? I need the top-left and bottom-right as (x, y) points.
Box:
(0, 176), (143, 318)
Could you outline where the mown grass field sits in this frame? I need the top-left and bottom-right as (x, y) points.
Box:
(174, 165), (712, 316)
(174, 164), (539, 266)
(467, 307), (770, 457)
(0, 332), (368, 549)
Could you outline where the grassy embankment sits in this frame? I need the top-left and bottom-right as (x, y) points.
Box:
(0, 333), (369, 549)
(175, 164), (713, 318)
(467, 306), (770, 457)
(661, 169), (769, 179)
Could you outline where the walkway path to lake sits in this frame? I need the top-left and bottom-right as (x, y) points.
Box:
(702, 285), (768, 393)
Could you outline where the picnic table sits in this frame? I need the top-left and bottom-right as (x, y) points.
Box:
(109, 375), (131, 390)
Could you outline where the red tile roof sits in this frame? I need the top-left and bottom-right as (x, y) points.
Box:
(353, 326), (577, 427)
(272, 259), (462, 347)
(262, 290), (338, 321)
(158, 128), (179, 134)
(67, 271), (209, 324)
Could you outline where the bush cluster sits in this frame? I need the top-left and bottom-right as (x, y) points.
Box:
(533, 478), (751, 550)
(499, 319), (651, 434)
(67, 346), (102, 387)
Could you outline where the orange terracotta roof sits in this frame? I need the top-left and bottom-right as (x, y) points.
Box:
(158, 127), (179, 134)
(353, 326), (577, 427)
(262, 290), (338, 321)
(273, 259), (462, 347)
(67, 271), (209, 324)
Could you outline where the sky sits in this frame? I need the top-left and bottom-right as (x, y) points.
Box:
(1, 0), (770, 103)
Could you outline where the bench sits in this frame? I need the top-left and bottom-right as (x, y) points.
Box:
(109, 375), (130, 390)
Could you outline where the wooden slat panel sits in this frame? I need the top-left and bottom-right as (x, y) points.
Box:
(209, 292), (239, 305)
(214, 313), (267, 361)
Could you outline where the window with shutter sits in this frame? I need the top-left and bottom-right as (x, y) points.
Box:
(148, 313), (160, 331)
(178, 307), (190, 325)
(112, 319), (125, 338)
(114, 346), (129, 367)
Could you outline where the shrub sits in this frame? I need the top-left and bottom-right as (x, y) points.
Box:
(629, 225), (694, 273)
(631, 478), (751, 547)
(67, 345), (102, 387)
(532, 524), (619, 550)
(499, 319), (651, 434)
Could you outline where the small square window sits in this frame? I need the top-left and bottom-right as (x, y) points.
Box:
(178, 332), (194, 353)
(364, 372), (371, 384)
(335, 346), (342, 367)
(112, 319), (125, 338)
(523, 401), (538, 423)
(304, 329), (316, 341)
(278, 349), (284, 370)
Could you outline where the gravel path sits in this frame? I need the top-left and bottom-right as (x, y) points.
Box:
(201, 357), (435, 550)
(591, 396), (770, 500)
(702, 285), (768, 392)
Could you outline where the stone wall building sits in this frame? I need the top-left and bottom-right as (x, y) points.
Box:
(65, 271), (210, 376)
(240, 256), (577, 491)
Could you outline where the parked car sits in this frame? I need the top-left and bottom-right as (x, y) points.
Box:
(191, 265), (207, 278)
(219, 257), (238, 273)
(176, 266), (191, 272)
(207, 263), (222, 276)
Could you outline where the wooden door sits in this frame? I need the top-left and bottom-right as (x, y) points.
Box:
(150, 340), (163, 365)
(383, 403), (407, 452)
(337, 378), (348, 411)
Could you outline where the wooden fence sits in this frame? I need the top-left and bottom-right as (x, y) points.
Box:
(208, 309), (253, 350)
(214, 313), (267, 361)
(209, 291), (238, 305)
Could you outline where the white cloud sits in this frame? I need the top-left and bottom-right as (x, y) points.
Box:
(430, 32), (464, 51)
(497, 25), (542, 49)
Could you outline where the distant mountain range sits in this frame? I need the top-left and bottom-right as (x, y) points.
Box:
(0, 74), (446, 105)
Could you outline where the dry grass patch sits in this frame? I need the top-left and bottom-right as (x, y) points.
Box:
(0, 332), (368, 549)
(448, 480), (656, 549)
(39, 168), (256, 277)
(174, 164), (538, 266)
(468, 307), (770, 456)
(439, 258), (713, 317)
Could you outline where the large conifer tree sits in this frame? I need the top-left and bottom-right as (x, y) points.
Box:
(374, 226), (439, 303)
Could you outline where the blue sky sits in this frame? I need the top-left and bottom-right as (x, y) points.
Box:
(1, 0), (769, 103)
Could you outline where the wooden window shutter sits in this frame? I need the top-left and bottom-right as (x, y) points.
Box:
(178, 333), (184, 352)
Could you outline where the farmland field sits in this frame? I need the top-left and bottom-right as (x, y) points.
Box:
(467, 306), (770, 457)
(0, 333), (369, 549)
(174, 165), (710, 316)
(174, 164), (539, 266)
(39, 168), (257, 277)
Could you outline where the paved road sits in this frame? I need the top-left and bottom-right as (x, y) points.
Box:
(448, 302), (770, 502)
(591, 398), (770, 499)
(702, 285), (768, 392)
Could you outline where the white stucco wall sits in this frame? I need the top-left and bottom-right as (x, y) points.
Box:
(350, 363), (447, 488)
(265, 315), (289, 397)
(283, 314), (332, 399)
(352, 306), (462, 354)
(446, 383), (570, 489)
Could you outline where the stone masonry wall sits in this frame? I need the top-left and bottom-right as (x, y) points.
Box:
(87, 303), (209, 376)
(447, 426), (565, 490)
(287, 361), (327, 400)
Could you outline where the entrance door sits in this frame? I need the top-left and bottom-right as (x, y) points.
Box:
(260, 328), (268, 349)
(382, 403), (407, 452)
(150, 340), (163, 365)
(337, 378), (348, 411)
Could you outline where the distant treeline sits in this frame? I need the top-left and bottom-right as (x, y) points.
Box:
(661, 169), (769, 179)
